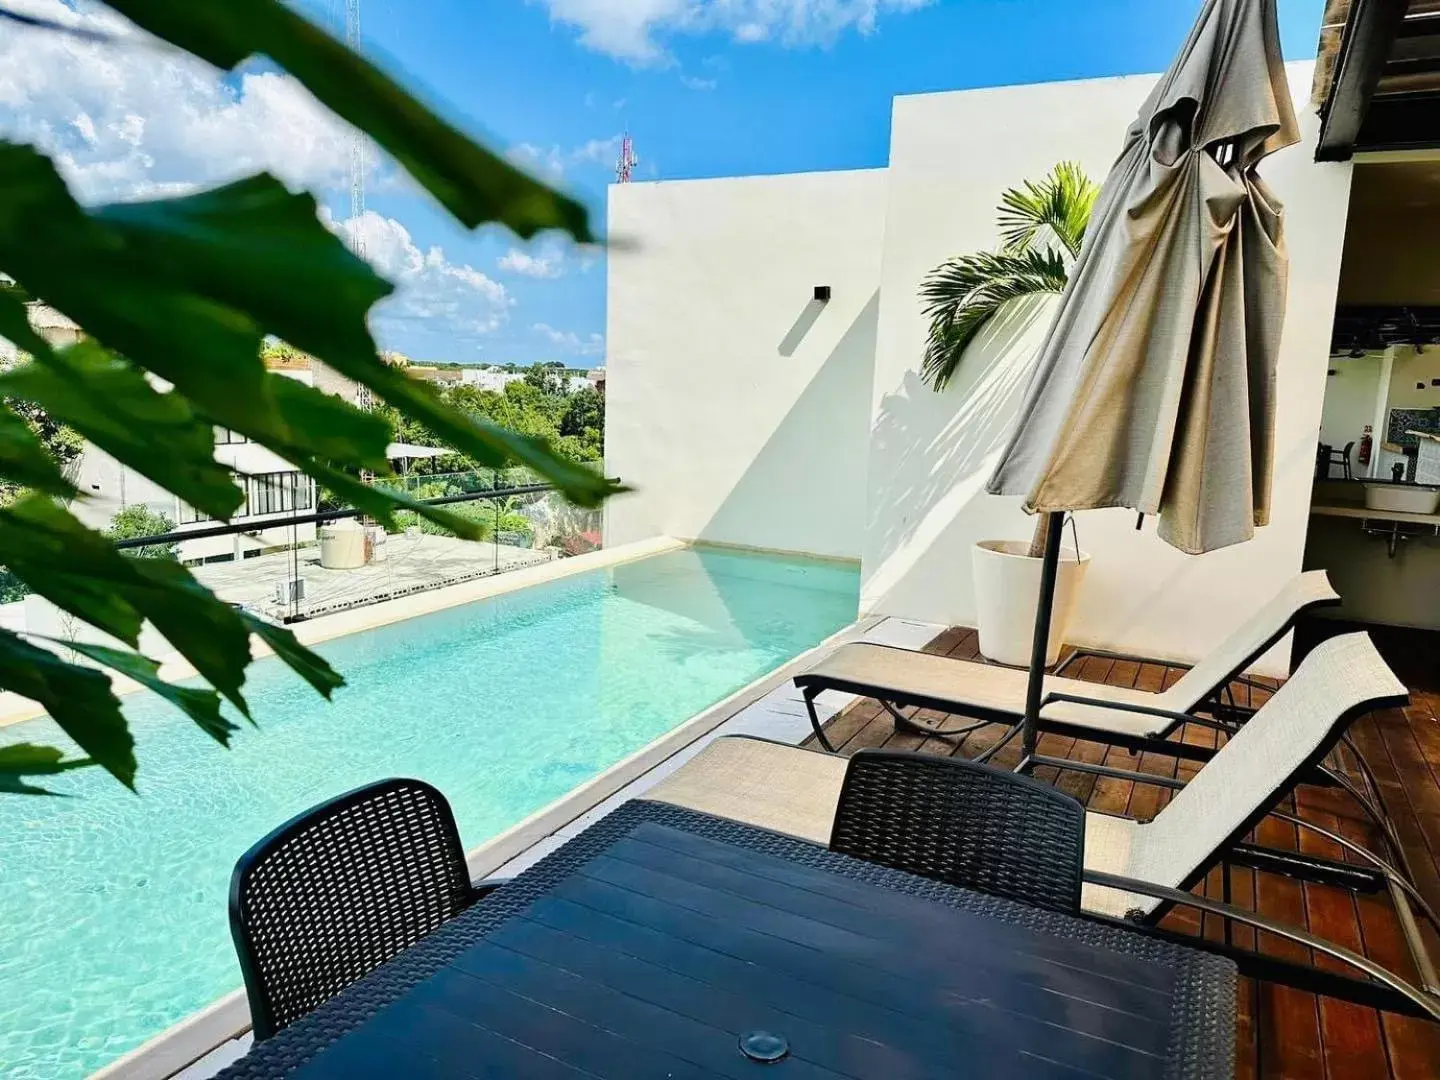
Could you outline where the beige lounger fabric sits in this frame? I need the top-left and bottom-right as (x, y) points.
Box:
(648, 737), (847, 845)
(801, 570), (1337, 738)
(658, 634), (1402, 921)
(1085, 632), (1405, 917)
(806, 645), (1165, 736)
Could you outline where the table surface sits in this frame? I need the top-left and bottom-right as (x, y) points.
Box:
(218, 800), (1236, 1080)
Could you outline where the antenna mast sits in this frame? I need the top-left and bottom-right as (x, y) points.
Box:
(346, 0), (366, 255)
(615, 132), (638, 183)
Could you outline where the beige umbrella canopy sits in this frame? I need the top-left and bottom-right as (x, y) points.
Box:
(987, 0), (1301, 556)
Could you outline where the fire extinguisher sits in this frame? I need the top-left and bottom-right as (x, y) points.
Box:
(1358, 424), (1373, 469)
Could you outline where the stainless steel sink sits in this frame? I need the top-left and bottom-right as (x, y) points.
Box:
(1364, 483), (1440, 515)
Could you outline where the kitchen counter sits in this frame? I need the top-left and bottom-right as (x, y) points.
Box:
(1319, 478), (1440, 489)
(1311, 503), (1440, 527)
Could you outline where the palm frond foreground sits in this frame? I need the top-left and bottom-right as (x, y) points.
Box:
(920, 162), (1098, 392)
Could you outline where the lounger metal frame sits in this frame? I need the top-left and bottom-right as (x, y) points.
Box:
(794, 590), (1339, 754)
(1056, 691), (1440, 1023)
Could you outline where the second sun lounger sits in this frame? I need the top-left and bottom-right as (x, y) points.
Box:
(794, 569), (1339, 754)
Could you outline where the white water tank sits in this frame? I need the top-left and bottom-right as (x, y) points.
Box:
(318, 520), (367, 569)
(367, 526), (389, 564)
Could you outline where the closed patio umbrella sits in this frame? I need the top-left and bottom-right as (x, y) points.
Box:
(985, 0), (1301, 769)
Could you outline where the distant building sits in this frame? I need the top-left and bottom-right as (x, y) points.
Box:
(407, 365), (464, 386)
(3, 305), (318, 564)
(73, 428), (318, 564)
(587, 366), (606, 394)
(262, 345), (313, 383)
(310, 348), (406, 404)
(461, 368), (526, 392)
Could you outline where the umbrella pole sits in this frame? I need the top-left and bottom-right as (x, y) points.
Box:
(1018, 511), (1065, 775)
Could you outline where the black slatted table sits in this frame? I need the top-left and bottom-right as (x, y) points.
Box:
(218, 800), (1235, 1080)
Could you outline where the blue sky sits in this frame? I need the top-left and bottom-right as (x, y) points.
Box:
(2, 0), (1328, 366)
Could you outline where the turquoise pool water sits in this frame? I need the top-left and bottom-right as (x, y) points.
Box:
(0, 547), (859, 1078)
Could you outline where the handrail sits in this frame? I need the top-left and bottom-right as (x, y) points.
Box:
(109, 478), (615, 550)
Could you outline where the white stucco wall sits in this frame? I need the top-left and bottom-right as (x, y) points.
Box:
(603, 169), (886, 560)
(862, 62), (1354, 673)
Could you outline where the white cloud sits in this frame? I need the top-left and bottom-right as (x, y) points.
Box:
(498, 247), (564, 279)
(506, 142), (567, 182)
(534, 323), (605, 356)
(680, 75), (718, 91)
(0, 0), (376, 203)
(532, 0), (932, 63)
(505, 134), (623, 181)
(327, 210), (515, 340)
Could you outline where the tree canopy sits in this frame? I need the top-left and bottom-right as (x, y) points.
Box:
(375, 366), (604, 471)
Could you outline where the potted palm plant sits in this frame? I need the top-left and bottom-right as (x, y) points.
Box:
(920, 163), (1099, 666)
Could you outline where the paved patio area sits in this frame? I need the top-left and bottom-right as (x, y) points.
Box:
(192, 533), (553, 620)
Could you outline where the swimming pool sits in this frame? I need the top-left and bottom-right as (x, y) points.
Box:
(0, 546), (859, 1078)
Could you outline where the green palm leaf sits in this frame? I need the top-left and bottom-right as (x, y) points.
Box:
(996, 161), (1099, 258)
(919, 162), (1097, 391)
(919, 248), (1069, 392)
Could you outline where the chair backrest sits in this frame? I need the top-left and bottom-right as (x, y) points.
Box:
(1133, 633), (1406, 902)
(229, 778), (473, 1039)
(1158, 570), (1339, 712)
(830, 750), (1085, 913)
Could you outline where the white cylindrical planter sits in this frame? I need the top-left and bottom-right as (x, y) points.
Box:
(972, 540), (1091, 667)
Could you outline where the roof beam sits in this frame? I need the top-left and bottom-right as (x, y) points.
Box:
(1318, 0), (1412, 161)
(1355, 89), (1440, 152)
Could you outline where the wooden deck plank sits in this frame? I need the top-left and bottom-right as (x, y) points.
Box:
(805, 631), (1440, 1080)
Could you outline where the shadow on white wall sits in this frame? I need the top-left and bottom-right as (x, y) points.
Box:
(698, 292), (880, 559)
(861, 293), (1057, 621)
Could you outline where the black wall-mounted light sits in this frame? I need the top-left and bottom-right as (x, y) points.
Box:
(813, 286), (831, 302)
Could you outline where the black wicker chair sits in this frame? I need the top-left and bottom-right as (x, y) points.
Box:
(829, 750), (1086, 913)
(229, 778), (481, 1039)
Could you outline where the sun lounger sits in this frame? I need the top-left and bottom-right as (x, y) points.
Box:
(794, 570), (1338, 754)
(652, 634), (1440, 1020)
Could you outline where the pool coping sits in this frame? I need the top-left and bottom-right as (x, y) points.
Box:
(0, 535), (686, 731)
(87, 554), (881, 1080)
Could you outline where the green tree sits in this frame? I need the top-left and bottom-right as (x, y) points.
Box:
(1, 398), (84, 504)
(561, 387), (603, 439)
(523, 361), (568, 396)
(259, 340), (309, 367)
(103, 506), (179, 560)
(360, 375), (602, 481)
(919, 163), (1099, 391)
(0, 0), (623, 795)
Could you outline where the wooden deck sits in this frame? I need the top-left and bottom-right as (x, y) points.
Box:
(804, 625), (1440, 1080)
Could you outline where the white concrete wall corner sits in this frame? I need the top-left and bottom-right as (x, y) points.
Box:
(603, 169), (888, 562)
(860, 62), (1353, 675)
